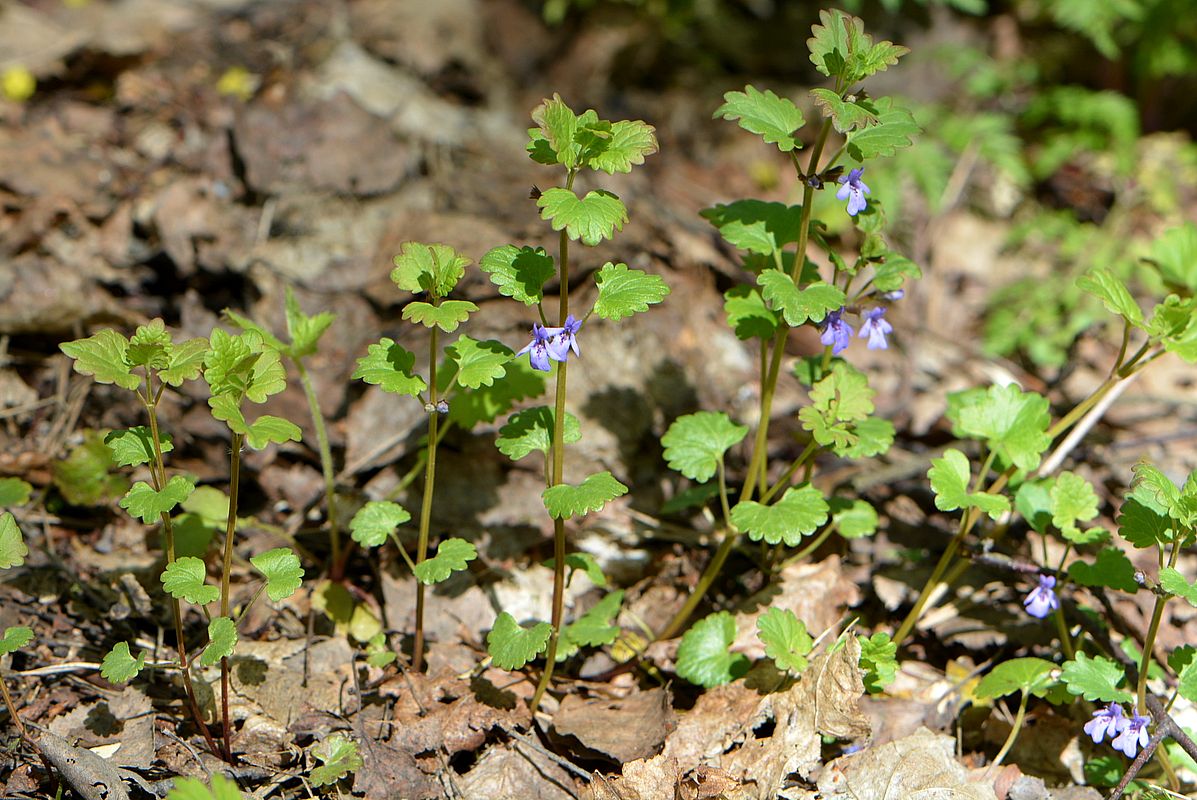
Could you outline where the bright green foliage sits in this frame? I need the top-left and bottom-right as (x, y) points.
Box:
(1178, 658), (1197, 704)
(209, 396), (302, 450)
(661, 411), (749, 483)
(757, 608), (813, 674)
(201, 616), (238, 666)
(126, 319), (173, 369)
(757, 272), (844, 327)
(159, 338), (209, 387)
(251, 548), (304, 601)
(105, 427), (173, 468)
(402, 300), (478, 333)
(161, 556), (219, 605)
(447, 336), (512, 389)
(365, 632), (396, 668)
(413, 538), (477, 585)
(592, 262), (670, 321)
(799, 361), (876, 452)
(1060, 653), (1132, 703)
(166, 775), (245, 800)
(0, 513), (28, 569)
(100, 641), (144, 684)
(1147, 222), (1197, 293)
(348, 501), (411, 548)
(974, 657), (1057, 700)
(585, 120), (659, 174)
(121, 475), (195, 524)
(1015, 479), (1053, 533)
(1050, 471), (1100, 537)
(871, 254), (922, 293)
(858, 632), (898, 693)
(554, 552), (607, 587)
(558, 590), (623, 661)
(0, 625), (32, 659)
(807, 9), (908, 84)
(479, 245), (555, 305)
(1077, 269), (1144, 327)
(1159, 568), (1197, 607)
(527, 95), (657, 173)
(701, 200), (804, 257)
(537, 188), (627, 247)
(203, 329), (284, 402)
(830, 498), (878, 538)
(59, 329), (140, 390)
(0, 477), (32, 506)
(811, 88), (879, 133)
(714, 85), (805, 152)
(838, 417), (895, 458)
(731, 485), (829, 546)
(353, 339), (427, 397)
(310, 734), (363, 787)
(543, 472), (629, 519)
(225, 288), (336, 361)
(950, 384), (1051, 471)
(724, 286), (781, 340)
(487, 612), (552, 670)
(447, 358), (545, 430)
(54, 430), (129, 506)
(1131, 461), (1197, 527)
(1117, 493), (1175, 548)
(1169, 645), (1195, 676)
(845, 98), (920, 161)
(391, 242), (469, 297)
(676, 611), (749, 688)
(497, 407), (581, 461)
(928, 449), (1010, 520)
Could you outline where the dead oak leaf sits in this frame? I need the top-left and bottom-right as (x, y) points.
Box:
(817, 727), (997, 800)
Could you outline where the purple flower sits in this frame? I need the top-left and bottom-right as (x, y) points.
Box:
(1111, 711), (1150, 758)
(1023, 574), (1059, 619)
(547, 314), (582, 362)
(881, 289), (905, 301)
(858, 307), (893, 350)
(1084, 703), (1128, 744)
(516, 323), (563, 372)
(836, 168), (870, 216)
(820, 307), (854, 355)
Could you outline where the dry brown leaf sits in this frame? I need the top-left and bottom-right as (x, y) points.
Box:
(553, 688), (675, 763)
(816, 727), (997, 800)
(353, 718), (438, 800)
(459, 741), (577, 800)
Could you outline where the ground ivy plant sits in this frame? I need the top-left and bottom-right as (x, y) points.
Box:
(60, 321), (305, 762)
(663, 9), (917, 690)
(0, 506), (34, 746)
(480, 94), (668, 712)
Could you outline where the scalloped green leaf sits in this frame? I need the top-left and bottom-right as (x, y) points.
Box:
(479, 245), (555, 306)
(391, 242), (470, 297)
(974, 657), (1057, 700)
(54, 430), (128, 506)
(352, 338), (427, 397)
(100, 641), (144, 684)
(724, 285), (781, 340)
(121, 475), (195, 524)
(105, 427), (172, 468)
(537, 188), (627, 247)
(830, 498), (878, 539)
(60, 330), (139, 390)
(158, 337), (211, 387)
(413, 538), (477, 585)
(757, 272), (844, 327)
(529, 94), (581, 168)
(0, 626), (33, 657)
(348, 501), (411, 548)
(952, 384), (1051, 472)
(558, 590), (624, 661)
(496, 406), (581, 461)
(250, 547), (304, 601)
(1159, 567), (1197, 607)
(1051, 471), (1101, 535)
(810, 88), (878, 133)
(1060, 653), (1132, 703)
(701, 200), (804, 256)
(311, 734), (363, 787)
(402, 300), (478, 333)
(201, 616), (237, 666)
(0, 477), (31, 507)
(676, 611), (749, 688)
(161, 556), (219, 605)
(1068, 547), (1138, 593)
(126, 319), (172, 370)
(714, 85), (805, 152)
(542, 471), (628, 520)
(858, 632), (897, 693)
(661, 411), (749, 483)
(283, 287), (336, 359)
(487, 612), (552, 670)
(1078, 268), (1144, 327)
(365, 632), (397, 668)
(0, 513), (27, 569)
(807, 9), (909, 84)
(1145, 222), (1197, 293)
(447, 336), (512, 390)
(928, 449), (1010, 520)
(166, 775), (245, 800)
(845, 98), (919, 161)
(1117, 494), (1175, 548)
(757, 607), (813, 674)
(585, 119), (658, 174)
(548, 551), (607, 588)
(730, 485), (829, 546)
(592, 262), (670, 321)
(244, 415), (302, 451)
(838, 416), (894, 458)
(447, 358), (545, 430)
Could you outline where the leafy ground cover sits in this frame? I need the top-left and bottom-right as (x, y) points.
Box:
(2, 1), (1197, 799)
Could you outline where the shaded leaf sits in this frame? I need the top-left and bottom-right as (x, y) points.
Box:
(487, 612), (552, 670)
(542, 471), (628, 519)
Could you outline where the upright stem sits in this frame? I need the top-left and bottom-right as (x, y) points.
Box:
(989, 690), (1029, 771)
(1137, 542), (1180, 714)
(294, 359), (340, 579)
(218, 431), (243, 761)
(413, 326), (440, 673)
(0, 677), (27, 740)
(144, 393), (221, 760)
(531, 208), (574, 713)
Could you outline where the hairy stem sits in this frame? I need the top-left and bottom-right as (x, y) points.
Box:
(413, 325), (441, 673)
(1137, 542), (1179, 714)
(294, 359), (340, 579)
(218, 431), (243, 761)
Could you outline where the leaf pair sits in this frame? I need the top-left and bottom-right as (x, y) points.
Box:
(61, 319), (207, 391)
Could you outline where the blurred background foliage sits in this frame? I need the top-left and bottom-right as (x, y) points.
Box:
(532, 0), (1197, 370)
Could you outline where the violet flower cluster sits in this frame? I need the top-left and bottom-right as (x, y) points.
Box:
(1023, 574), (1059, 619)
(517, 314), (582, 372)
(1085, 703), (1151, 758)
(820, 306), (893, 355)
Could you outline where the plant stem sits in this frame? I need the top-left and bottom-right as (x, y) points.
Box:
(294, 359), (340, 579)
(892, 509), (976, 646)
(413, 325), (440, 673)
(783, 523), (836, 567)
(0, 675), (27, 740)
(144, 390), (221, 760)
(1137, 541), (1180, 715)
(531, 198), (574, 713)
(989, 690), (1029, 771)
(218, 431), (243, 762)
(760, 440), (819, 505)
